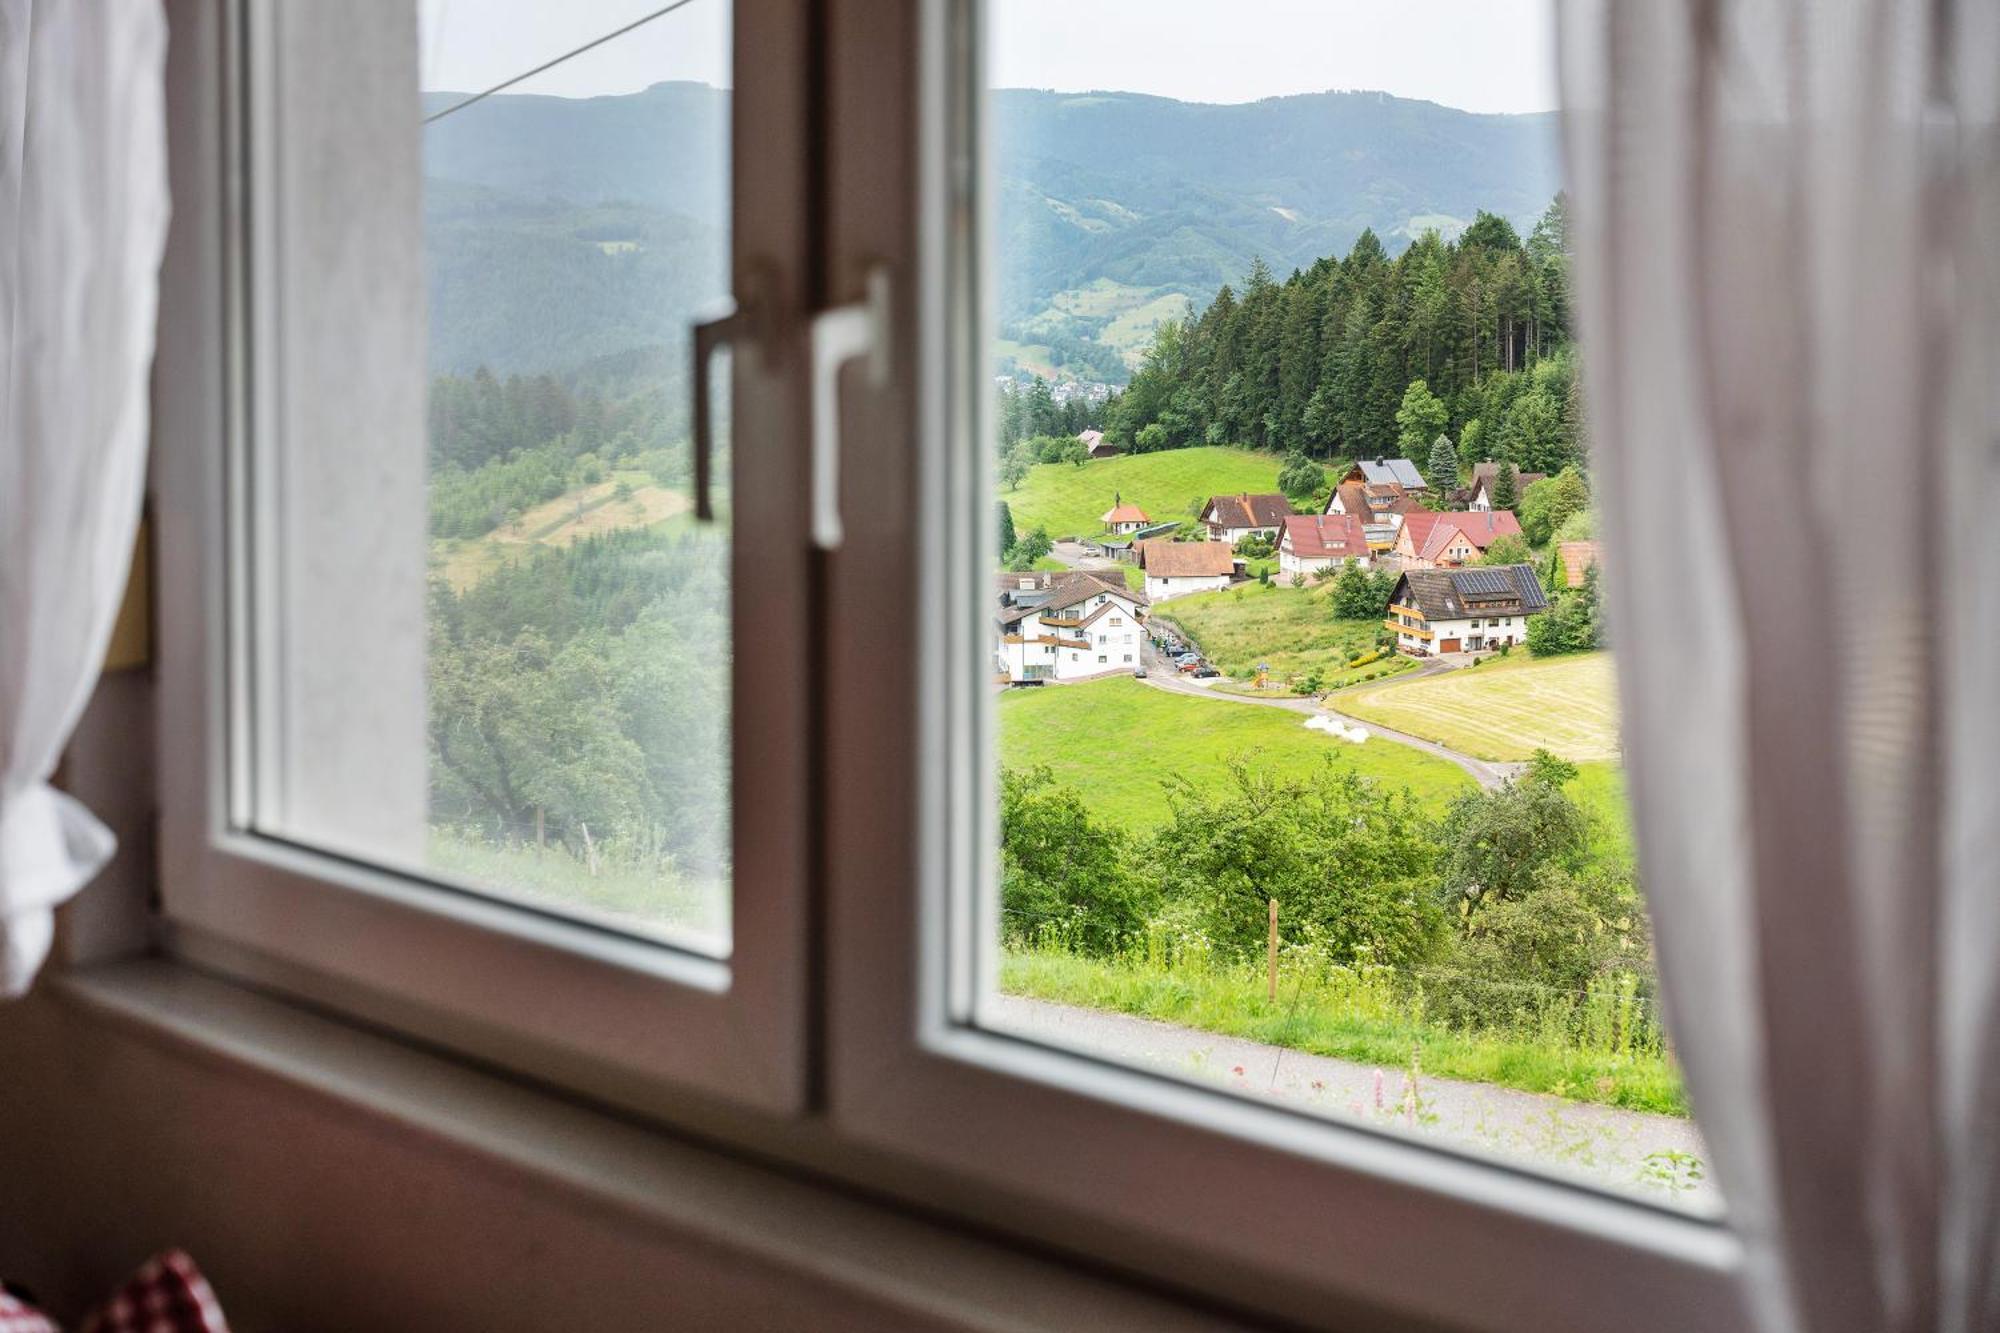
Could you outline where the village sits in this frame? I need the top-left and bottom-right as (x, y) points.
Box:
(995, 439), (1603, 688)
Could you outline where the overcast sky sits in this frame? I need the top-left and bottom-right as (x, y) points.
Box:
(421, 0), (1557, 115)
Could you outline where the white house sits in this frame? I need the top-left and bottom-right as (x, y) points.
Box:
(1199, 492), (1294, 544)
(1324, 479), (1414, 555)
(994, 569), (1148, 682)
(1100, 495), (1151, 534)
(1393, 509), (1524, 569)
(1136, 539), (1235, 602)
(1386, 565), (1548, 657)
(1276, 513), (1370, 577)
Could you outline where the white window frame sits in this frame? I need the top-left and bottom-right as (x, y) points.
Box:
(152, 0), (816, 1118)
(819, 2), (1753, 1328)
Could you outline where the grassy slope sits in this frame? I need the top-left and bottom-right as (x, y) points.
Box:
(1003, 446), (1282, 540)
(998, 676), (1470, 831)
(1153, 579), (1416, 690)
(430, 469), (696, 591)
(1336, 651), (1621, 763)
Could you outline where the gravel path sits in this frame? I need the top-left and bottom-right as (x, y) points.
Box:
(990, 993), (1718, 1211)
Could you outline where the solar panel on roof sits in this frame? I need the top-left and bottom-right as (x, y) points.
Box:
(1453, 567), (1517, 597)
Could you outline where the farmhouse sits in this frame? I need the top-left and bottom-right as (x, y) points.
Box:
(1393, 510), (1523, 569)
(1099, 494), (1151, 534)
(1462, 461), (1547, 510)
(1078, 428), (1121, 459)
(1341, 457), (1429, 492)
(1276, 513), (1369, 576)
(1137, 539), (1235, 602)
(1558, 539), (1603, 587)
(994, 569), (1148, 683)
(1386, 565), (1548, 656)
(1200, 492), (1294, 543)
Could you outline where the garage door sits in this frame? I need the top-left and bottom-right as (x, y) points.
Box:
(1438, 637), (1461, 653)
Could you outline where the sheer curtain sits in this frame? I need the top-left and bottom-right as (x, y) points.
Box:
(1558, 2), (1999, 1330)
(0, 0), (169, 997)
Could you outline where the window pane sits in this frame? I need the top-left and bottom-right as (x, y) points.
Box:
(980, 0), (1715, 1212)
(245, 0), (734, 952)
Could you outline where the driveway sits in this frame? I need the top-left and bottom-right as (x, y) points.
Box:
(989, 993), (1717, 1211)
(1135, 635), (1518, 789)
(1049, 539), (1120, 570)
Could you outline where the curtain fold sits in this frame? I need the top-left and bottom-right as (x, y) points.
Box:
(0, 0), (169, 997)
(1557, 1), (2000, 1330)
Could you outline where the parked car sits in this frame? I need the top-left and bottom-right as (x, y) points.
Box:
(1193, 665), (1222, 678)
(1177, 658), (1204, 674)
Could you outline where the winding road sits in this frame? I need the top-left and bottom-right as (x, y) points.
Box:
(1135, 634), (1522, 789)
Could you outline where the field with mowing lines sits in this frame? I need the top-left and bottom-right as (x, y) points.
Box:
(1336, 652), (1621, 763)
(1002, 445), (1282, 541)
(999, 676), (1471, 831)
(1152, 579), (1414, 690)
(432, 470), (695, 591)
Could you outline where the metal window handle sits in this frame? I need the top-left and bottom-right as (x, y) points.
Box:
(809, 266), (892, 551)
(690, 299), (748, 523)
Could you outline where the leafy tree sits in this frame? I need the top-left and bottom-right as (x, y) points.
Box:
(1434, 753), (1592, 914)
(1000, 767), (1155, 956)
(1490, 462), (1519, 510)
(1277, 452), (1325, 507)
(1480, 533), (1532, 567)
(1426, 433), (1460, 493)
(1148, 764), (1445, 965)
(1525, 564), (1604, 656)
(1332, 562), (1393, 621)
(1395, 379), (1450, 455)
(1519, 466), (1590, 545)
(1135, 422), (1170, 453)
(1009, 525), (1054, 570)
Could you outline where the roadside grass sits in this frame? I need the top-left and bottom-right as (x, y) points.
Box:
(1152, 579), (1414, 690)
(1001, 948), (1687, 1116)
(1003, 445), (1282, 540)
(998, 676), (1470, 830)
(1334, 651), (1621, 763)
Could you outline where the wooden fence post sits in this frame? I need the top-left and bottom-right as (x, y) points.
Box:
(1267, 897), (1279, 1003)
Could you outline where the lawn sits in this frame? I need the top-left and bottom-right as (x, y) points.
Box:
(1003, 445), (1283, 541)
(998, 676), (1471, 831)
(1335, 651), (1622, 763)
(1150, 579), (1415, 690)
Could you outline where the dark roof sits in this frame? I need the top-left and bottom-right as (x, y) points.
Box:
(1463, 462), (1547, 501)
(995, 568), (1144, 624)
(1391, 565), (1549, 621)
(1355, 458), (1427, 489)
(1203, 492), (1295, 529)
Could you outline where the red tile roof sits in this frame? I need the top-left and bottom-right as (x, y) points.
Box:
(1401, 510), (1523, 563)
(1137, 539), (1236, 578)
(1101, 503), (1150, 524)
(1278, 513), (1368, 561)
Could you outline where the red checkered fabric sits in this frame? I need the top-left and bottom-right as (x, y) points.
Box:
(0, 1290), (61, 1333)
(76, 1252), (227, 1333)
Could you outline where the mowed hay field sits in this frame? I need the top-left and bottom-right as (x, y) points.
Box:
(1335, 652), (1621, 763)
(999, 676), (1471, 831)
(1003, 446), (1282, 540)
(1153, 580), (1414, 690)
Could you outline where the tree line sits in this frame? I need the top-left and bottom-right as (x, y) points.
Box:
(1101, 198), (1584, 473)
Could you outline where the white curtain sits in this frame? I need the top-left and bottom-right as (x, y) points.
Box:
(1558, 2), (1999, 1331)
(0, 0), (169, 997)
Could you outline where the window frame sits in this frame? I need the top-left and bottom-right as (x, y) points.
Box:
(819, 2), (1755, 1328)
(152, 0), (817, 1119)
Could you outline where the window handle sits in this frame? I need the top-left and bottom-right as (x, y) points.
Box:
(809, 265), (892, 551)
(690, 299), (747, 523)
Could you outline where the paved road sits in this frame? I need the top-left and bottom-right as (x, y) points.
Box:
(1048, 539), (1120, 570)
(1135, 635), (1519, 789)
(990, 993), (1718, 1211)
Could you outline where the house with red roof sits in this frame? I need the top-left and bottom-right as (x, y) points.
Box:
(1324, 478), (1421, 552)
(1099, 493), (1151, 534)
(1392, 510), (1524, 569)
(1276, 513), (1370, 577)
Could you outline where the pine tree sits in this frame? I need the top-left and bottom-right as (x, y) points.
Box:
(998, 501), (1017, 559)
(1426, 433), (1460, 493)
(1491, 462), (1519, 510)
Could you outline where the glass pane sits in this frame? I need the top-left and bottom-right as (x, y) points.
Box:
(981, 0), (1715, 1212)
(247, 0), (734, 952)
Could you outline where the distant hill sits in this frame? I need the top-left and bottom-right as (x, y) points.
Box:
(420, 83), (1560, 382)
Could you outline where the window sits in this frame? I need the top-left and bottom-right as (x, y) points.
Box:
(156, 0), (815, 1116)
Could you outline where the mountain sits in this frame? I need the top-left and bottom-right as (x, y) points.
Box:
(419, 83), (1560, 383)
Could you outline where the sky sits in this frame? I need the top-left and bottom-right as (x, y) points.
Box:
(421, 0), (1558, 115)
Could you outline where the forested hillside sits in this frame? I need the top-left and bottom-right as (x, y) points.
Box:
(1099, 199), (1581, 469)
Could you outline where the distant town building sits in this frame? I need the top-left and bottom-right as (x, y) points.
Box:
(994, 569), (1147, 683)
(1078, 428), (1121, 459)
(1386, 565), (1548, 657)
(1137, 539), (1235, 602)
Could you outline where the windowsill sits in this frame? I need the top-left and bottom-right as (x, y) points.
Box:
(48, 957), (1243, 1332)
